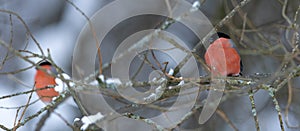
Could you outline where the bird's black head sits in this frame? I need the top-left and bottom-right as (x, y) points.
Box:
(209, 32), (231, 43)
(216, 32), (230, 39)
(38, 60), (52, 66)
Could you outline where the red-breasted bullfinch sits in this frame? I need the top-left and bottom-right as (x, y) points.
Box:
(34, 61), (59, 103)
(204, 32), (242, 76)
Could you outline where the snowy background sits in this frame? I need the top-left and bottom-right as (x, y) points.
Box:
(0, 0), (300, 131)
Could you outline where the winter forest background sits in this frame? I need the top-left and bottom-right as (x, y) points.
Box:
(0, 0), (300, 131)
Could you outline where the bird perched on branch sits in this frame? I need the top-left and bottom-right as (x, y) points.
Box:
(204, 32), (242, 76)
(34, 60), (70, 103)
(34, 61), (58, 102)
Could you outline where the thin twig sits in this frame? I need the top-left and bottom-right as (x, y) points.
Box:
(216, 109), (238, 131)
(10, 91), (70, 130)
(64, 0), (103, 75)
(281, 0), (293, 25)
(0, 9), (44, 56)
(248, 89), (260, 131)
(268, 88), (285, 131)
(284, 80), (299, 128)
(13, 85), (35, 131)
(194, 0), (253, 50)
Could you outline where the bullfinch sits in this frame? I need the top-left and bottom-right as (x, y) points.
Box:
(34, 61), (59, 103)
(204, 32), (242, 76)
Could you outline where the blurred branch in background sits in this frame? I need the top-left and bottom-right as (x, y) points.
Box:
(0, 0), (299, 131)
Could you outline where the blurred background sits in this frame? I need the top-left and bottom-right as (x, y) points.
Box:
(0, 0), (300, 130)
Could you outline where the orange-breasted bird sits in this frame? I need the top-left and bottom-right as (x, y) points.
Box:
(204, 32), (242, 76)
(34, 61), (59, 103)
